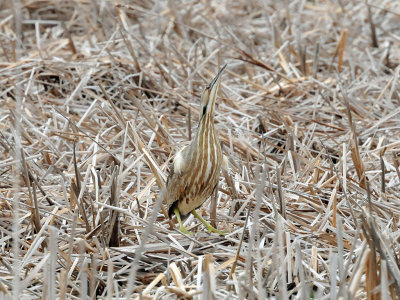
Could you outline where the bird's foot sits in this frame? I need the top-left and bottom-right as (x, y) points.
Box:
(205, 224), (227, 236)
(191, 209), (226, 236)
(174, 207), (193, 236)
(179, 224), (193, 236)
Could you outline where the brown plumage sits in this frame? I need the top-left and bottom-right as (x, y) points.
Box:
(166, 65), (227, 235)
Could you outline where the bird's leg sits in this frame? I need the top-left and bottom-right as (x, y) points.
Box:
(191, 209), (226, 235)
(174, 207), (192, 235)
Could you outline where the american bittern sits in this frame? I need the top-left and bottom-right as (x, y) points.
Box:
(166, 65), (227, 235)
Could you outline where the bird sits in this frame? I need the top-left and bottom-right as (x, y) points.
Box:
(166, 65), (227, 235)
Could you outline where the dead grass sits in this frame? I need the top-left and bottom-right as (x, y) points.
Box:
(1, 0), (400, 299)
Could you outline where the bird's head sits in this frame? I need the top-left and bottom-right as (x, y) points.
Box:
(200, 64), (227, 119)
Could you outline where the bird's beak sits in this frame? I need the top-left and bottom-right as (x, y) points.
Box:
(200, 64), (227, 118)
(206, 64), (227, 92)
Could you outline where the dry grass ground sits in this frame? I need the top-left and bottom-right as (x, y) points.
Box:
(0, 0), (400, 299)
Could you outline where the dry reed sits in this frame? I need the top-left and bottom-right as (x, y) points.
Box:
(0, 0), (400, 299)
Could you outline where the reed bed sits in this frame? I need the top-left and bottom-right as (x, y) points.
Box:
(0, 0), (400, 299)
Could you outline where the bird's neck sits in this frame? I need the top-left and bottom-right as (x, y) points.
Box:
(194, 113), (215, 146)
(200, 112), (214, 130)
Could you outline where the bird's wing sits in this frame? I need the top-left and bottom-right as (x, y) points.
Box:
(222, 154), (228, 171)
(173, 145), (190, 175)
(166, 145), (191, 212)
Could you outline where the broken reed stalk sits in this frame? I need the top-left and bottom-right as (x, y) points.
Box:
(366, 2), (379, 48)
